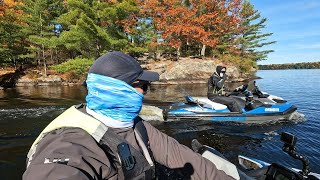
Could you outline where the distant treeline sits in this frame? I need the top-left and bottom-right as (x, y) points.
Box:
(259, 62), (320, 70)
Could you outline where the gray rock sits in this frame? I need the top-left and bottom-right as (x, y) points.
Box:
(148, 59), (240, 83)
(17, 78), (34, 83)
(139, 105), (164, 121)
(16, 77), (37, 86)
(37, 75), (62, 82)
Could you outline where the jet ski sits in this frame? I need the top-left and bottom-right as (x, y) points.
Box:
(192, 132), (320, 180)
(163, 82), (301, 124)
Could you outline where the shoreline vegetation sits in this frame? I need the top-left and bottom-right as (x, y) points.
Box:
(1, 0), (275, 88)
(258, 61), (320, 70)
(0, 57), (259, 88)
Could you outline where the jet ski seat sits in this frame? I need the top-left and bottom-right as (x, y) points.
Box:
(190, 97), (227, 110)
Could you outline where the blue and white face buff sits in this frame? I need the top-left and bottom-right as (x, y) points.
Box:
(85, 73), (144, 128)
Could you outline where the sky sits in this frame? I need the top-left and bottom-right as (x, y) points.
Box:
(249, 0), (320, 65)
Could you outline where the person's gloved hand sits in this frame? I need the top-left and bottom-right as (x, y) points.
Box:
(223, 89), (231, 96)
(222, 73), (228, 80)
(241, 84), (248, 92)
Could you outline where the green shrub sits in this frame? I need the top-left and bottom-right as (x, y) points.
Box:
(50, 57), (94, 76)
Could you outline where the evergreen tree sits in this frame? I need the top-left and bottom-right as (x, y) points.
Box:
(56, 0), (139, 59)
(20, 0), (65, 75)
(126, 17), (156, 56)
(237, 0), (276, 61)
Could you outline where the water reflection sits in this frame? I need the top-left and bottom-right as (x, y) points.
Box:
(0, 82), (245, 107)
(0, 86), (87, 108)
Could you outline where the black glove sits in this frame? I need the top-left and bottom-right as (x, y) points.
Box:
(222, 73), (228, 80)
(241, 84), (248, 92)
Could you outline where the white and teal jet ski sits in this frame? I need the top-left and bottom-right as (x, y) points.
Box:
(163, 91), (301, 124)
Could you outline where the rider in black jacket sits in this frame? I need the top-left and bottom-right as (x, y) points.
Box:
(207, 66), (242, 112)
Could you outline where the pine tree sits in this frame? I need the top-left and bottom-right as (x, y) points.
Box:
(126, 17), (156, 56)
(56, 0), (139, 59)
(238, 0), (276, 61)
(20, 0), (65, 75)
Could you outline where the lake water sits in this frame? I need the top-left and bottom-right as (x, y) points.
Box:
(0, 69), (319, 179)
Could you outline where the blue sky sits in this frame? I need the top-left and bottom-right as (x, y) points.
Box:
(249, 0), (320, 65)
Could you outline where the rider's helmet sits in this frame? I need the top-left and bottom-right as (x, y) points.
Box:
(245, 91), (253, 102)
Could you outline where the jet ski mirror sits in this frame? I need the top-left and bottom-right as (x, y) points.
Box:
(281, 132), (297, 147)
(281, 132), (310, 177)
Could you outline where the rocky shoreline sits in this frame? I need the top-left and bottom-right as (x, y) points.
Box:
(0, 58), (256, 88)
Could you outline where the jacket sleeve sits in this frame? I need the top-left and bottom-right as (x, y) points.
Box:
(143, 122), (235, 180)
(207, 75), (215, 98)
(23, 128), (117, 180)
(216, 75), (226, 89)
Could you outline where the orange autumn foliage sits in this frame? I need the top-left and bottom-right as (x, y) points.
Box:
(138, 0), (242, 50)
(0, 0), (23, 16)
(0, 0), (24, 28)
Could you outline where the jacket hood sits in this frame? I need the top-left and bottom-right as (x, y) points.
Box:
(216, 66), (226, 74)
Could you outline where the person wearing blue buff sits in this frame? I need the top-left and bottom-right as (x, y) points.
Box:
(23, 51), (235, 180)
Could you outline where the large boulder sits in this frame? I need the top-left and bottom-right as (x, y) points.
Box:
(144, 58), (241, 84)
(139, 105), (164, 121)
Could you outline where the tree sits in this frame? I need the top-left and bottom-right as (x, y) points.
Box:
(237, 0), (276, 61)
(138, 0), (242, 59)
(126, 17), (156, 56)
(193, 0), (242, 57)
(20, 0), (66, 75)
(56, 0), (139, 59)
(0, 0), (27, 68)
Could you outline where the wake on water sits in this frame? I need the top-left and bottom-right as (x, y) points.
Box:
(288, 111), (305, 123)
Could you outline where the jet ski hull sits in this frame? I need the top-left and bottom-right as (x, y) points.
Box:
(164, 97), (300, 124)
